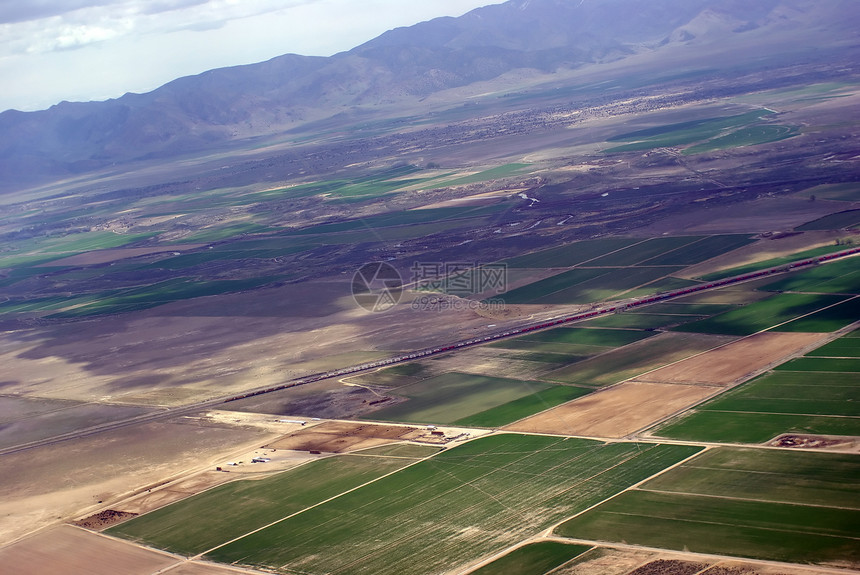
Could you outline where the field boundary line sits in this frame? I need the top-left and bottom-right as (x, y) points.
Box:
(601, 510), (860, 541)
(541, 444), (711, 538)
(634, 487), (860, 511)
(540, 536), (860, 575)
(191, 434), (480, 560)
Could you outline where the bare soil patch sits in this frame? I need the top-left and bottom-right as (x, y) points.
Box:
(633, 332), (828, 386)
(767, 433), (859, 453)
(72, 509), (138, 531)
(0, 525), (177, 575)
(265, 420), (425, 453)
(504, 382), (714, 438)
(0, 418), (273, 543)
(628, 559), (709, 575)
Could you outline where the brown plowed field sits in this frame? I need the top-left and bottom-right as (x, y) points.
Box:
(632, 332), (828, 386)
(504, 382), (714, 438)
(0, 525), (176, 575)
(265, 421), (424, 453)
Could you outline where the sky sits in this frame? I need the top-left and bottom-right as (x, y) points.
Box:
(0, 0), (506, 113)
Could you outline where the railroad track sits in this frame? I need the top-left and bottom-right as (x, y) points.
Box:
(2, 246), (857, 457)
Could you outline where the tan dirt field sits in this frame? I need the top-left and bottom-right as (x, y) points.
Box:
(159, 561), (268, 574)
(0, 525), (177, 575)
(36, 244), (205, 267)
(0, 419), (274, 543)
(265, 420), (425, 453)
(632, 332), (829, 386)
(504, 382), (715, 438)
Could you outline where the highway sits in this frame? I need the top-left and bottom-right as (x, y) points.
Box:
(1, 245), (857, 457)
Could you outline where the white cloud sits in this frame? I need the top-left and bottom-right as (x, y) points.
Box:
(0, 0), (506, 112)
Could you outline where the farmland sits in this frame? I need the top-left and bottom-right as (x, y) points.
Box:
(201, 435), (700, 574)
(469, 541), (592, 575)
(652, 330), (860, 443)
(556, 448), (860, 567)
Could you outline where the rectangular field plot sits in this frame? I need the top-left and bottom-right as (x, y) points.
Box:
(580, 312), (705, 330)
(652, 370), (860, 442)
(364, 372), (555, 424)
(453, 385), (592, 428)
(586, 237), (702, 267)
(676, 292), (848, 335)
(638, 235), (755, 266)
(806, 334), (860, 357)
(775, 357), (860, 372)
(774, 296), (860, 333)
(107, 454), (417, 556)
(761, 257), (860, 294)
(544, 333), (733, 386)
(205, 435), (702, 575)
(556, 448), (860, 567)
(536, 267), (683, 305)
(795, 209), (860, 231)
(503, 238), (638, 268)
(469, 541), (592, 575)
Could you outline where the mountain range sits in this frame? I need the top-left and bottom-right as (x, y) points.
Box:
(1, 0), (858, 190)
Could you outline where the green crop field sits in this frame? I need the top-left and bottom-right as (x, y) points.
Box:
(503, 238), (638, 268)
(683, 124), (798, 154)
(653, 346), (860, 442)
(364, 372), (554, 424)
(513, 327), (656, 347)
(453, 385), (591, 427)
(603, 109), (784, 153)
(616, 277), (701, 299)
(469, 541), (592, 575)
(638, 234), (755, 266)
(627, 302), (736, 316)
(796, 209), (860, 231)
(585, 236), (701, 266)
(803, 182), (860, 202)
(806, 335), (860, 357)
(107, 454), (420, 555)
(676, 292), (848, 335)
(545, 333), (730, 386)
(502, 266), (682, 305)
(202, 435), (701, 575)
(775, 296), (860, 332)
(556, 448), (860, 567)
(579, 312), (705, 330)
(697, 244), (849, 281)
(774, 357), (860, 372)
(761, 257), (860, 294)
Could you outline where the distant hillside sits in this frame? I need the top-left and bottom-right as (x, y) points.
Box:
(1, 0), (857, 190)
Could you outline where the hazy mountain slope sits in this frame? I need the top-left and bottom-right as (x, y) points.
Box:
(0, 0), (857, 189)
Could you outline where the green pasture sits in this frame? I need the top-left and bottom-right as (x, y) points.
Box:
(796, 209), (860, 231)
(638, 234), (755, 266)
(775, 357), (860, 373)
(545, 333), (729, 386)
(513, 327), (656, 347)
(761, 257), (860, 294)
(806, 335), (860, 357)
(627, 302), (736, 315)
(641, 447), (860, 509)
(469, 541), (592, 575)
(653, 366), (860, 442)
(802, 182), (860, 202)
(502, 238), (638, 268)
(774, 296), (860, 333)
(580, 312), (704, 330)
(557, 489), (859, 566)
(364, 372), (552, 424)
(586, 236), (701, 266)
(676, 292), (848, 335)
(205, 435), (701, 575)
(453, 385), (591, 427)
(697, 243), (849, 281)
(107, 454), (418, 555)
(684, 124), (798, 154)
(603, 109), (785, 153)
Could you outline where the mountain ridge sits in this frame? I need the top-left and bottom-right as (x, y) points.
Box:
(1, 0), (857, 190)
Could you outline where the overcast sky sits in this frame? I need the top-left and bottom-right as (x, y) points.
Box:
(0, 0), (505, 113)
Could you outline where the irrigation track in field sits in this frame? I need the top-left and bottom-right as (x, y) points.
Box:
(1, 248), (858, 457)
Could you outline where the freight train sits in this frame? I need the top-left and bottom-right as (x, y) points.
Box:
(224, 246), (860, 404)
